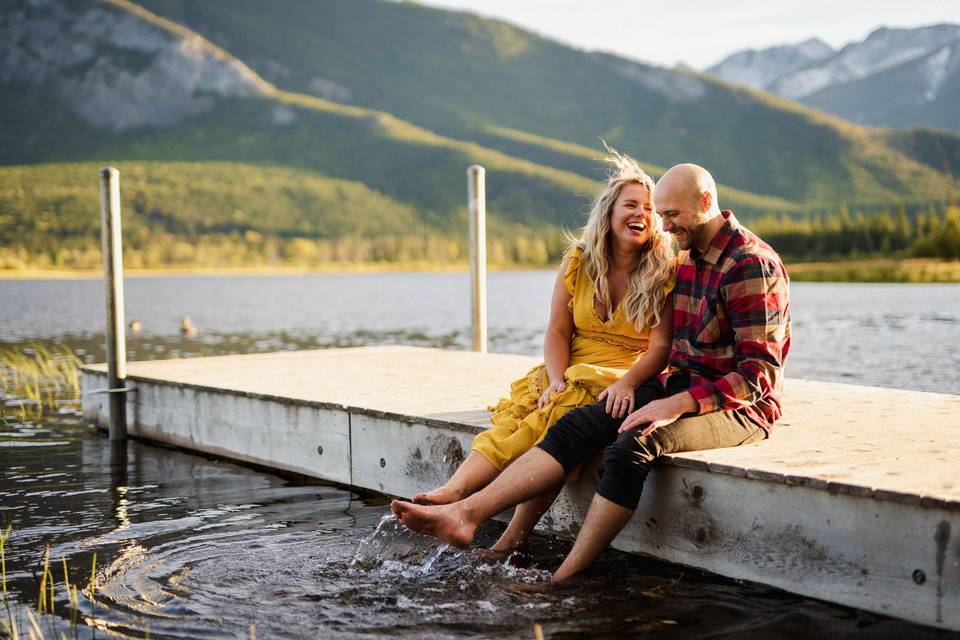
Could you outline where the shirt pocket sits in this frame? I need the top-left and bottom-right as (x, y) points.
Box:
(693, 299), (727, 347)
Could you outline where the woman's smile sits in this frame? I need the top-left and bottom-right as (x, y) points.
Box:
(611, 183), (654, 249)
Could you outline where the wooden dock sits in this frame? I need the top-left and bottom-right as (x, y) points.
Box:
(80, 345), (960, 631)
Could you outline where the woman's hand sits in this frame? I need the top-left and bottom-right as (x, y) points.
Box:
(537, 380), (567, 409)
(598, 379), (637, 418)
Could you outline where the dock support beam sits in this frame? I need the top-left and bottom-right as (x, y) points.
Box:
(99, 166), (127, 441)
(467, 165), (487, 353)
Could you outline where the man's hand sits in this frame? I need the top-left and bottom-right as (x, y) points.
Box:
(619, 392), (698, 436)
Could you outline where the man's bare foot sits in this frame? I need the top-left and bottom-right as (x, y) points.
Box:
(412, 485), (463, 506)
(390, 499), (476, 548)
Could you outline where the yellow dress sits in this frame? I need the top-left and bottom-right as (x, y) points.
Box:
(473, 245), (673, 470)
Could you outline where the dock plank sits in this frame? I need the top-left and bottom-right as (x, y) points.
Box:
(104, 345), (537, 416)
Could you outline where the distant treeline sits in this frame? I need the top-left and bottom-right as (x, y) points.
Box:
(2, 161), (958, 269)
(0, 229), (568, 270)
(3, 206), (959, 270)
(0, 161), (571, 269)
(751, 203), (960, 261)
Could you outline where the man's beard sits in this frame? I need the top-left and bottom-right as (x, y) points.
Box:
(683, 220), (708, 251)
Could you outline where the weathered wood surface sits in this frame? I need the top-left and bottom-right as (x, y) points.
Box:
(83, 345), (960, 507)
(81, 345), (960, 630)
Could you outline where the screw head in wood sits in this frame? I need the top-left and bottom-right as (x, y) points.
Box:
(379, 458), (386, 468)
(912, 569), (926, 585)
(317, 445), (323, 455)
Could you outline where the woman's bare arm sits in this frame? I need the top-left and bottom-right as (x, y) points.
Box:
(537, 259), (575, 408)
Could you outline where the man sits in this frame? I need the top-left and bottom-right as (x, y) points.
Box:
(392, 163), (791, 581)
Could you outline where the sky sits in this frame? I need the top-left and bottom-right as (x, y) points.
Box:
(417, 0), (960, 69)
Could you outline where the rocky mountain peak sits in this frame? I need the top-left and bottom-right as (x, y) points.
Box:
(703, 22), (960, 131)
(0, 0), (272, 130)
(706, 37), (835, 91)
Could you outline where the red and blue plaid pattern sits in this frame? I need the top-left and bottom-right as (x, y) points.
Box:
(658, 210), (791, 432)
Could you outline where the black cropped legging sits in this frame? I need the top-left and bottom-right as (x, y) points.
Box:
(536, 378), (764, 509)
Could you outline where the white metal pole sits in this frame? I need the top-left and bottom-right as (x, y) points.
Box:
(467, 165), (487, 353)
(99, 166), (127, 441)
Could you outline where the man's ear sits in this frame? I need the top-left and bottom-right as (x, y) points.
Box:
(699, 190), (713, 212)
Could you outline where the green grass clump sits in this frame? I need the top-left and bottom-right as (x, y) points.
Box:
(0, 345), (81, 421)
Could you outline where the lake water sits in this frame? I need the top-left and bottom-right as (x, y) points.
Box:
(2, 273), (958, 394)
(1, 272), (958, 639)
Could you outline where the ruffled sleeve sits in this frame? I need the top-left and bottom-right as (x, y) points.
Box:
(561, 245), (583, 298)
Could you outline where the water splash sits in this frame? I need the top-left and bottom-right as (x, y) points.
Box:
(351, 515), (450, 572)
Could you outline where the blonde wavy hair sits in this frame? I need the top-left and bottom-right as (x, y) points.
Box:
(571, 147), (675, 332)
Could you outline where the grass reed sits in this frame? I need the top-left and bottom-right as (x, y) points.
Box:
(0, 345), (81, 422)
(0, 528), (95, 640)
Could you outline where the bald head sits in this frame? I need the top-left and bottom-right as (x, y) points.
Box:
(655, 163), (719, 215)
(654, 164), (723, 252)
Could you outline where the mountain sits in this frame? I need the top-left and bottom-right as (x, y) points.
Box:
(1, 0), (958, 269)
(0, 0), (271, 130)
(801, 36), (960, 131)
(706, 38), (834, 91)
(124, 0), (957, 209)
(706, 24), (960, 131)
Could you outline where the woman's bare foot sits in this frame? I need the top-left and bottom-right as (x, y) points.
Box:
(550, 565), (587, 583)
(489, 530), (532, 555)
(473, 546), (522, 564)
(412, 485), (463, 506)
(390, 499), (477, 548)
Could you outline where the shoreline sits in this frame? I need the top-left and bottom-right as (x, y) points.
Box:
(784, 258), (960, 283)
(0, 263), (549, 280)
(1, 258), (958, 282)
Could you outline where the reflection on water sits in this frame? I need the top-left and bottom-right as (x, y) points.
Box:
(1, 273), (959, 638)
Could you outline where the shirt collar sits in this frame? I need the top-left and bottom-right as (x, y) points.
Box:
(691, 210), (738, 265)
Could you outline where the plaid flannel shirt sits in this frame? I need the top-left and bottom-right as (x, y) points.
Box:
(658, 210), (791, 432)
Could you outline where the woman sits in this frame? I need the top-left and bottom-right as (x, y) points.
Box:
(413, 149), (675, 551)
